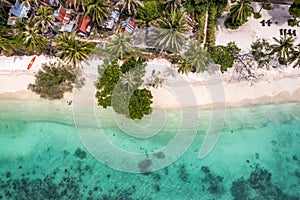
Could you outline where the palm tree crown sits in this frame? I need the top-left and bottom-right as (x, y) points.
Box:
(55, 33), (95, 67)
(107, 33), (134, 60)
(185, 43), (211, 72)
(271, 35), (295, 63)
(34, 5), (54, 33)
(85, 0), (111, 29)
(117, 0), (143, 16)
(229, 0), (253, 25)
(289, 44), (300, 68)
(153, 8), (189, 53)
(22, 25), (47, 53)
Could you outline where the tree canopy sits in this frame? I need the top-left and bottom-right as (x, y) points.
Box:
(95, 57), (153, 120)
(209, 42), (240, 72)
(28, 62), (78, 99)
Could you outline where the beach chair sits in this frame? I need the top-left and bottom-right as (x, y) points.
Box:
(287, 29), (292, 35)
(293, 30), (296, 36)
(266, 20), (272, 26)
(279, 29), (283, 35)
(260, 20), (265, 26)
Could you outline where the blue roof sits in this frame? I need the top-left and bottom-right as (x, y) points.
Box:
(10, 2), (29, 18)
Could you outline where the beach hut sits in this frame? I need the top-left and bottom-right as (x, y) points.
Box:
(9, 2), (30, 19)
(44, 0), (59, 7)
(121, 17), (136, 35)
(76, 14), (92, 37)
(100, 10), (120, 30)
(54, 5), (73, 24)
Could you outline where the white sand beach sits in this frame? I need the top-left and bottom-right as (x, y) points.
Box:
(1, 55), (300, 109)
(216, 3), (300, 53)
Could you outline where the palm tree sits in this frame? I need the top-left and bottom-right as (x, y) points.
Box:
(120, 71), (139, 92)
(270, 35), (295, 64)
(55, 33), (95, 67)
(176, 57), (195, 75)
(185, 43), (211, 72)
(136, 1), (159, 40)
(34, 5), (54, 33)
(85, 0), (111, 29)
(22, 25), (47, 53)
(164, 0), (184, 10)
(153, 8), (188, 53)
(228, 0), (253, 25)
(289, 44), (300, 68)
(0, 36), (13, 54)
(117, 0), (143, 16)
(107, 33), (134, 60)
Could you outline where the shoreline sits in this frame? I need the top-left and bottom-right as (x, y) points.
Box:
(1, 56), (300, 111)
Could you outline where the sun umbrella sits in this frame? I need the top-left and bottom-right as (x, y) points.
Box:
(27, 56), (36, 70)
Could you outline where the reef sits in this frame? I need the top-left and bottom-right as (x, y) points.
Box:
(231, 166), (300, 200)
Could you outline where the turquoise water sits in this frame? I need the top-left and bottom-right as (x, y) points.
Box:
(0, 99), (300, 199)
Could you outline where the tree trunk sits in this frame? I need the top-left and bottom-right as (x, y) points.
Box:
(202, 9), (209, 48)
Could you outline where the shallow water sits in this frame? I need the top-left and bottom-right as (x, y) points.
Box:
(0, 99), (299, 199)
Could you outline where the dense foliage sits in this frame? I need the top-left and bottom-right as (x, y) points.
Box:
(28, 62), (78, 99)
(251, 39), (273, 68)
(209, 42), (240, 73)
(289, 0), (300, 19)
(95, 57), (153, 120)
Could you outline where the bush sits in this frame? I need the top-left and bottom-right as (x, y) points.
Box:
(209, 42), (240, 73)
(262, 3), (273, 10)
(288, 18), (298, 26)
(254, 13), (262, 19)
(28, 62), (79, 99)
(95, 57), (153, 120)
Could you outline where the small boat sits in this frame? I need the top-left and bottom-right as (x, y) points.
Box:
(27, 56), (36, 70)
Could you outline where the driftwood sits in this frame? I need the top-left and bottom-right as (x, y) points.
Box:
(232, 54), (264, 85)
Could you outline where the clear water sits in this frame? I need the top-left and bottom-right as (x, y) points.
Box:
(0, 99), (299, 199)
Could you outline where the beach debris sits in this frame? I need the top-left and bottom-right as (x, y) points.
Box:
(67, 98), (73, 105)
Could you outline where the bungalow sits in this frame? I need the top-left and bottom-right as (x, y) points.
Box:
(76, 14), (92, 37)
(53, 5), (73, 24)
(7, 2), (30, 25)
(44, 0), (59, 7)
(9, 2), (29, 19)
(100, 10), (120, 30)
(121, 17), (136, 35)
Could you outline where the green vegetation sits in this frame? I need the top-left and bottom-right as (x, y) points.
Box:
(251, 39), (273, 68)
(288, 18), (298, 26)
(289, 0), (300, 19)
(95, 57), (153, 120)
(262, 3), (273, 10)
(153, 8), (188, 53)
(253, 12), (262, 19)
(28, 62), (79, 99)
(290, 44), (300, 68)
(185, 43), (211, 72)
(271, 35), (295, 64)
(55, 33), (96, 67)
(106, 33), (134, 60)
(85, 0), (111, 31)
(225, 0), (253, 29)
(117, 0), (144, 16)
(250, 36), (300, 67)
(209, 42), (240, 73)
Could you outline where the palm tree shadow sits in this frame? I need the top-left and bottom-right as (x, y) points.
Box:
(265, 4), (291, 26)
